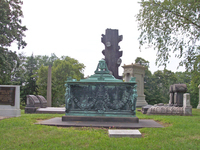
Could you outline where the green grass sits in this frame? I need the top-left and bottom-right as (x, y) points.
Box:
(0, 109), (200, 150)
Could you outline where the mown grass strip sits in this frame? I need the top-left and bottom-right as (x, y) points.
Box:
(0, 109), (200, 150)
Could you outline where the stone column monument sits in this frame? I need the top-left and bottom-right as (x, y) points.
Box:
(122, 63), (148, 107)
(47, 65), (52, 107)
(197, 85), (200, 109)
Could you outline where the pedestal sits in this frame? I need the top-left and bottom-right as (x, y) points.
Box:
(136, 95), (148, 107)
(0, 85), (21, 117)
(122, 63), (148, 107)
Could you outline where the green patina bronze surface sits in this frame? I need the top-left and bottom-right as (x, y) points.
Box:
(65, 59), (137, 117)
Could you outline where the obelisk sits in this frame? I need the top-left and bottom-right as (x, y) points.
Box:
(197, 85), (200, 109)
(47, 65), (52, 107)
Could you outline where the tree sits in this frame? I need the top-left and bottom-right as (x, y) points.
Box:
(0, 50), (19, 84)
(135, 57), (150, 68)
(36, 65), (48, 99)
(35, 53), (58, 67)
(19, 53), (59, 104)
(188, 55), (200, 107)
(137, 0), (200, 69)
(0, 0), (27, 84)
(37, 56), (85, 106)
(0, 0), (27, 49)
(174, 71), (191, 84)
(20, 54), (39, 104)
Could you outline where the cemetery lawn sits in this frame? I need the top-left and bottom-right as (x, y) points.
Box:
(0, 109), (200, 150)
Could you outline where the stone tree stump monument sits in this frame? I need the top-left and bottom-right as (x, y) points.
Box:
(101, 29), (123, 79)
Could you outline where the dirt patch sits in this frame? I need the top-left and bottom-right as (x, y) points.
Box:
(0, 117), (10, 120)
(155, 120), (172, 127)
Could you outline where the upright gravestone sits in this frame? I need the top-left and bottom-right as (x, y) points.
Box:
(183, 93), (192, 115)
(0, 85), (21, 117)
(101, 29), (123, 79)
(122, 63), (148, 107)
(169, 85), (174, 105)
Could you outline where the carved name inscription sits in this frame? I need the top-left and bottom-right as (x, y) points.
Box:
(0, 87), (15, 106)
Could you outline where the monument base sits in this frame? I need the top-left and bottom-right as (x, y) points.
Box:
(0, 85), (21, 117)
(197, 104), (200, 109)
(136, 95), (148, 107)
(25, 107), (38, 113)
(62, 116), (139, 123)
(0, 107), (21, 117)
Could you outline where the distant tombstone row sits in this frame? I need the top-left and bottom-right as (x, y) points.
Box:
(142, 84), (192, 116)
(146, 93), (192, 115)
(25, 95), (47, 113)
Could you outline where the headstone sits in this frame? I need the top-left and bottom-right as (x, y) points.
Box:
(147, 105), (184, 115)
(101, 29), (123, 79)
(0, 85), (21, 117)
(47, 65), (52, 107)
(25, 95), (40, 113)
(108, 130), (141, 138)
(36, 95), (47, 108)
(157, 103), (164, 106)
(122, 63), (148, 107)
(197, 85), (200, 109)
(142, 105), (152, 114)
(183, 93), (192, 115)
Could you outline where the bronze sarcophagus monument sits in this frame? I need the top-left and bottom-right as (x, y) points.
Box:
(62, 59), (138, 122)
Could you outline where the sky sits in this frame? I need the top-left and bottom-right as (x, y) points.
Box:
(14, 0), (185, 77)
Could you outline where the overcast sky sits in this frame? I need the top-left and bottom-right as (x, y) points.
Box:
(14, 0), (185, 77)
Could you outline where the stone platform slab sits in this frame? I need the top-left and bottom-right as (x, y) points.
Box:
(36, 117), (163, 129)
(62, 116), (139, 123)
(36, 107), (65, 114)
(108, 129), (141, 138)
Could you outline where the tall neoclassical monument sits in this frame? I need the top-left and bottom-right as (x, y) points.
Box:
(122, 63), (148, 107)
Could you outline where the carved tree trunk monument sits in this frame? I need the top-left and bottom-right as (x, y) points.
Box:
(101, 29), (123, 79)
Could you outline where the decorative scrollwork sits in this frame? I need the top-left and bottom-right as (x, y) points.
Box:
(66, 84), (137, 114)
(65, 83), (71, 112)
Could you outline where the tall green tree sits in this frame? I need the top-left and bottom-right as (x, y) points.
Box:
(20, 53), (59, 104)
(20, 54), (39, 104)
(137, 0), (200, 69)
(37, 56), (85, 106)
(0, 50), (19, 84)
(135, 57), (150, 68)
(0, 0), (27, 84)
(188, 55), (200, 107)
